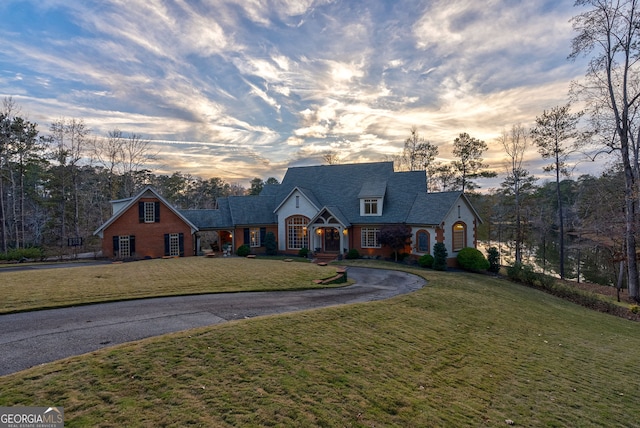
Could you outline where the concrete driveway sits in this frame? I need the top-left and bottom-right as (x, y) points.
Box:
(0, 267), (425, 376)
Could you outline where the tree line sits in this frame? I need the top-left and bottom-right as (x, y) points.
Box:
(0, 98), (263, 256)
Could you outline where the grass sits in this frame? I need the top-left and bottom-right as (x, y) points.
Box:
(1, 259), (640, 426)
(0, 257), (343, 314)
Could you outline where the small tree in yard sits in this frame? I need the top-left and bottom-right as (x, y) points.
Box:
(264, 232), (277, 256)
(379, 224), (412, 262)
(433, 242), (448, 271)
(487, 246), (501, 273)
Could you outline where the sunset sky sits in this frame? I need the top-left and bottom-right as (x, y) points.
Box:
(0, 0), (609, 189)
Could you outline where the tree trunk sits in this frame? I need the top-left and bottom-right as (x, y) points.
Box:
(556, 159), (565, 280)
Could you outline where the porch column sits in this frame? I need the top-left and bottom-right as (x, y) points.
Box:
(340, 227), (347, 253)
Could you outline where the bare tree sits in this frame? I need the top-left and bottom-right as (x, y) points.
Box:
(570, 0), (640, 300)
(91, 129), (156, 198)
(48, 118), (89, 246)
(322, 150), (342, 165)
(90, 129), (125, 199)
(400, 127), (439, 173)
(499, 124), (537, 264)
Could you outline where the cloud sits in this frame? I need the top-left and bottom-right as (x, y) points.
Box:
(0, 0), (604, 189)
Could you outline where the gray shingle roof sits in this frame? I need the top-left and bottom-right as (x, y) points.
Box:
(406, 191), (463, 224)
(177, 162), (469, 229)
(228, 195), (277, 225)
(274, 162), (426, 224)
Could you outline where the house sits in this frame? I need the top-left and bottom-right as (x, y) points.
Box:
(93, 187), (199, 259)
(94, 162), (482, 265)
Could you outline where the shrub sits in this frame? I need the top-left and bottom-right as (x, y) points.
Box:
(457, 247), (490, 272)
(345, 249), (360, 259)
(264, 232), (277, 256)
(236, 244), (251, 257)
(631, 305), (639, 314)
(0, 247), (45, 261)
(432, 242), (448, 271)
(487, 246), (500, 273)
(298, 247), (309, 258)
(418, 254), (434, 268)
(396, 252), (411, 262)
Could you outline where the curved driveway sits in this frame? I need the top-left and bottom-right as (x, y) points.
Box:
(0, 267), (425, 376)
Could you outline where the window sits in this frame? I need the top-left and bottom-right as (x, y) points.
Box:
(144, 202), (155, 222)
(364, 199), (378, 215)
(250, 228), (261, 247)
(119, 235), (130, 257)
(417, 230), (430, 253)
(287, 216), (309, 249)
(169, 233), (180, 256)
(452, 222), (466, 251)
(361, 227), (380, 248)
(139, 201), (160, 223)
(113, 235), (135, 258)
(164, 233), (184, 256)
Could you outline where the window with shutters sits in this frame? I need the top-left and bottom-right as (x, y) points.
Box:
(143, 202), (156, 223)
(169, 233), (180, 256)
(119, 235), (131, 258)
(250, 228), (261, 247)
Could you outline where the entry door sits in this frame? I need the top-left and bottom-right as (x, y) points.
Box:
(324, 228), (340, 252)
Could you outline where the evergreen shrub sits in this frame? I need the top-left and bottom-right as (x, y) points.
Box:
(264, 232), (277, 255)
(345, 249), (360, 259)
(236, 244), (251, 257)
(457, 247), (490, 272)
(433, 242), (448, 271)
(418, 254), (434, 268)
(0, 247), (45, 261)
(487, 246), (500, 273)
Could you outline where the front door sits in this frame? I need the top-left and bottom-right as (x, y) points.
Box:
(324, 228), (340, 252)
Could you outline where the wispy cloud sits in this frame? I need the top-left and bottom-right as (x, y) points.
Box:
(0, 0), (600, 187)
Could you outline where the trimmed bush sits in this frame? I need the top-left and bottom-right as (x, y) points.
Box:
(298, 247), (309, 258)
(345, 249), (360, 259)
(433, 242), (448, 271)
(236, 244), (251, 257)
(264, 232), (277, 256)
(487, 246), (500, 273)
(457, 247), (490, 272)
(418, 254), (434, 268)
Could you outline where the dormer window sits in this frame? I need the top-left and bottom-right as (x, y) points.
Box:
(364, 199), (378, 214)
(361, 198), (382, 216)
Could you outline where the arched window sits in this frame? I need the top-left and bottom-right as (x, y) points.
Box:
(287, 215), (309, 250)
(452, 222), (466, 251)
(416, 230), (430, 253)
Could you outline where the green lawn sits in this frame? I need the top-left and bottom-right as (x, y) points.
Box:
(1, 259), (639, 427)
(0, 257), (341, 313)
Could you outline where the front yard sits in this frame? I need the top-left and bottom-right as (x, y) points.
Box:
(0, 257), (342, 313)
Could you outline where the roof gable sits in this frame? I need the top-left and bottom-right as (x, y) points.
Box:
(94, 186), (199, 237)
(405, 191), (482, 225)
